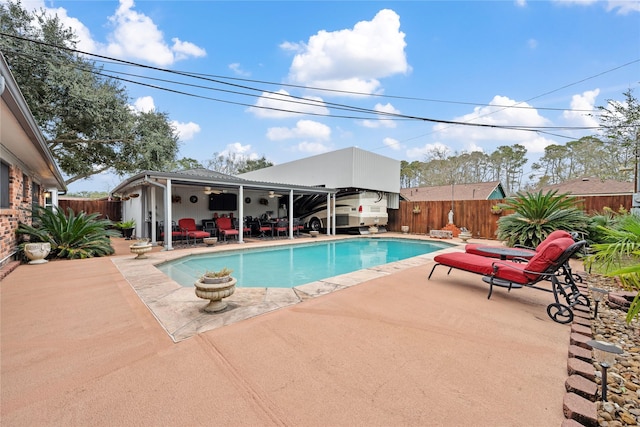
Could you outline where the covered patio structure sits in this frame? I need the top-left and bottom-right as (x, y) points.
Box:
(110, 168), (339, 249)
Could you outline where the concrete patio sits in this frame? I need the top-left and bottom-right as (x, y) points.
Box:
(1, 234), (575, 426)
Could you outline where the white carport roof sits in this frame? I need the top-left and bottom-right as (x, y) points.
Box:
(110, 168), (338, 196)
(111, 169), (339, 249)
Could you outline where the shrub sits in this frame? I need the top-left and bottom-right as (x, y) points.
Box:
(586, 213), (640, 323)
(496, 190), (590, 248)
(17, 206), (119, 259)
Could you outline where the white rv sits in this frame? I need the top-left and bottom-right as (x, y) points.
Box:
(295, 189), (388, 233)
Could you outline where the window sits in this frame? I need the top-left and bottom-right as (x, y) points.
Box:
(22, 172), (28, 199)
(32, 182), (40, 206)
(1, 161), (9, 208)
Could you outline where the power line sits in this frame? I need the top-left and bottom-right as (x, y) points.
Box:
(0, 32), (634, 135)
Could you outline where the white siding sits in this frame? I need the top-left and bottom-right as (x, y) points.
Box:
(240, 147), (400, 193)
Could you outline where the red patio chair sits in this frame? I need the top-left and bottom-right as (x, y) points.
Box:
(160, 221), (184, 243)
(427, 237), (589, 324)
(178, 218), (210, 245)
(216, 217), (239, 241)
(273, 219), (288, 238)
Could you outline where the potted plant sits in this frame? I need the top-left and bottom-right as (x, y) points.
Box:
(194, 267), (236, 312)
(490, 205), (503, 215)
(115, 219), (136, 240)
(201, 267), (233, 284)
(129, 238), (152, 259)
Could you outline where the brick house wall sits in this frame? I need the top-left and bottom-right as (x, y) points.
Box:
(0, 163), (42, 265)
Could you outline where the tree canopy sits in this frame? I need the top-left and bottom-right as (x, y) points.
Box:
(401, 89), (639, 193)
(0, 1), (179, 185)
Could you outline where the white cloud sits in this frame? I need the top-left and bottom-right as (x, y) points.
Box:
(527, 38), (538, 49)
(104, 0), (205, 66)
(284, 9), (410, 95)
(171, 121), (201, 141)
(293, 141), (331, 155)
(267, 120), (331, 141)
(249, 89), (329, 119)
(552, 0), (639, 14)
(361, 103), (400, 128)
(33, 0), (205, 66)
(383, 137), (401, 151)
(229, 63), (251, 77)
(515, 0), (527, 7)
(606, 0), (640, 14)
(221, 142), (259, 160)
(171, 38), (206, 61)
(131, 96), (155, 113)
(432, 95), (552, 153)
(562, 89), (600, 128)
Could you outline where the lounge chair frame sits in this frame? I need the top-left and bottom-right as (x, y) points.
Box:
(428, 240), (589, 324)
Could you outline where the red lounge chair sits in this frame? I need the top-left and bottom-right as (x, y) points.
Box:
(216, 217), (239, 241)
(178, 218), (210, 245)
(428, 237), (589, 324)
(465, 230), (572, 259)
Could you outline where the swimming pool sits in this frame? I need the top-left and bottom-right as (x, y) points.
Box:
(158, 237), (452, 288)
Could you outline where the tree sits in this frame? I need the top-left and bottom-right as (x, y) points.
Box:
(495, 190), (590, 248)
(598, 88), (640, 186)
(489, 144), (527, 194)
(169, 157), (203, 171)
(0, 1), (180, 184)
(238, 156), (273, 173)
(205, 153), (272, 175)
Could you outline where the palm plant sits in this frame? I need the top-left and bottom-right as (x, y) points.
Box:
(586, 213), (640, 323)
(17, 206), (118, 259)
(496, 190), (590, 248)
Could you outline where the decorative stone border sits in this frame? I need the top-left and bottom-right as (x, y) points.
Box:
(561, 282), (599, 427)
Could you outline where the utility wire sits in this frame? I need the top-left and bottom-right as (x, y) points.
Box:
(1, 32), (634, 138)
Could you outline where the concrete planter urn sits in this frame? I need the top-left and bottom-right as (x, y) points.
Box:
(24, 242), (51, 264)
(368, 226), (379, 234)
(309, 230), (320, 238)
(203, 237), (217, 246)
(459, 231), (472, 243)
(401, 225), (409, 234)
(194, 276), (236, 312)
(129, 240), (152, 259)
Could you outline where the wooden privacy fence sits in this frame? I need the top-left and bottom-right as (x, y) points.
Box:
(388, 195), (633, 240)
(58, 198), (122, 222)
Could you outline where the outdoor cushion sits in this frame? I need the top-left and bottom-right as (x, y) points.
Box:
(465, 229), (572, 259)
(534, 230), (572, 253)
(521, 237), (575, 281)
(178, 218), (210, 240)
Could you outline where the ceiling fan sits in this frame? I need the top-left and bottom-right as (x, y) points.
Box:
(203, 186), (223, 195)
(266, 190), (283, 198)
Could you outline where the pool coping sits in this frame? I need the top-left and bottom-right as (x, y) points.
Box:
(111, 234), (461, 342)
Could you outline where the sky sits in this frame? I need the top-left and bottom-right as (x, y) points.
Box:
(9, 0), (640, 193)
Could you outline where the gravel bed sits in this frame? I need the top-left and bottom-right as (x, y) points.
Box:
(585, 273), (640, 426)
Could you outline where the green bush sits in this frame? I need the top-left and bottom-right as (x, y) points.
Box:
(586, 212), (640, 323)
(495, 190), (590, 248)
(17, 206), (119, 259)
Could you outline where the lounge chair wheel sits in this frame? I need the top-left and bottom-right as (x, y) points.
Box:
(575, 294), (590, 307)
(547, 303), (573, 324)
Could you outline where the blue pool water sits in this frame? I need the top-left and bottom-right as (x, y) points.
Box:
(158, 238), (451, 288)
